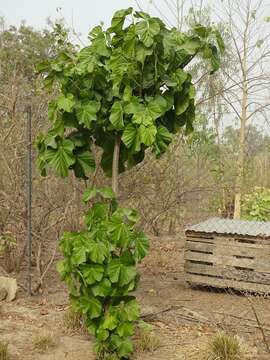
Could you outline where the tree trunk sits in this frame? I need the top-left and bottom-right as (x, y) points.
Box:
(234, 113), (246, 219)
(112, 136), (121, 196)
(168, 215), (176, 235)
(176, 0), (180, 30)
(233, 10), (249, 219)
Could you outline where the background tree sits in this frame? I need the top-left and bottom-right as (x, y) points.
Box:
(0, 19), (89, 290)
(217, 0), (270, 218)
(0, 20), (57, 273)
(134, 1), (234, 220)
(144, 0), (270, 220)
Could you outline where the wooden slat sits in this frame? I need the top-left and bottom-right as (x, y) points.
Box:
(186, 273), (270, 294)
(184, 250), (270, 271)
(186, 235), (270, 248)
(184, 250), (255, 268)
(186, 236), (214, 244)
(184, 251), (214, 263)
(256, 262), (270, 273)
(185, 261), (270, 285)
(185, 241), (213, 253)
(186, 239), (270, 257)
(214, 243), (269, 258)
(215, 236), (270, 249)
(186, 237), (270, 250)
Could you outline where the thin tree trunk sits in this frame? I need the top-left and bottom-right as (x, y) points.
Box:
(213, 98), (227, 215)
(112, 136), (121, 196)
(168, 215), (176, 235)
(234, 112), (246, 219)
(176, 0), (180, 30)
(233, 8), (249, 219)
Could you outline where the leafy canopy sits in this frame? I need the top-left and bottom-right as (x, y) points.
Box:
(37, 7), (224, 179)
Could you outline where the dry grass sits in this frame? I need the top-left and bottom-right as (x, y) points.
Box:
(62, 307), (87, 334)
(134, 322), (161, 353)
(0, 341), (8, 360)
(205, 332), (242, 360)
(33, 332), (57, 353)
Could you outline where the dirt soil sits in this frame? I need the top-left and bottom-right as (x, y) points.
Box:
(1, 235), (270, 359)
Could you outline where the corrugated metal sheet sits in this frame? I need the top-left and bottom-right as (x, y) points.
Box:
(186, 217), (270, 237)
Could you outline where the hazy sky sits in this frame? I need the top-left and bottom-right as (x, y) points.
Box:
(0, 1), (134, 35)
(1, 1), (268, 40)
(0, 0), (204, 41)
(1, 0), (269, 34)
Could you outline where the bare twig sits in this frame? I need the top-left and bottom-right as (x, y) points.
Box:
(33, 245), (57, 294)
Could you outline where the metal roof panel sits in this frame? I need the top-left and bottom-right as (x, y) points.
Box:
(185, 217), (270, 237)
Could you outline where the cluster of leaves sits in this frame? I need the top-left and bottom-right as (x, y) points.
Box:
(0, 233), (16, 253)
(242, 187), (270, 222)
(57, 187), (149, 359)
(37, 7), (224, 179)
(0, 22), (55, 82)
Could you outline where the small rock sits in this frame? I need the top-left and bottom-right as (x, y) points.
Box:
(40, 309), (49, 315)
(0, 288), (7, 301)
(0, 276), (18, 301)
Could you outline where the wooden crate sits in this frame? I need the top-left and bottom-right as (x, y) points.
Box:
(184, 231), (270, 293)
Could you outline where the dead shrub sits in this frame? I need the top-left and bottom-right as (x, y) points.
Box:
(0, 341), (8, 360)
(205, 332), (242, 360)
(62, 307), (87, 334)
(134, 321), (161, 353)
(33, 331), (57, 353)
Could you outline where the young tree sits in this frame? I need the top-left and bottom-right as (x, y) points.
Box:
(37, 8), (223, 359)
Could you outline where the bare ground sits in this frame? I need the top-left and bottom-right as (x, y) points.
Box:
(1, 235), (270, 359)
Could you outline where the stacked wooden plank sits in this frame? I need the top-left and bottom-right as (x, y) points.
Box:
(184, 218), (270, 293)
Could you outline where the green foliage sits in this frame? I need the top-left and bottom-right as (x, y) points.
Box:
(0, 22), (56, 82)
(242, 187), (270, 222)
(37, 8), (223, 179)
(57, 187), (149, 359)
(0, 233), (16, 253)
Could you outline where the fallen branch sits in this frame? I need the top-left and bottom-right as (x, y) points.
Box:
(214, 310), (270, 333)
(141, 306), (212, 326)
(247, 297), (270, 353)
(141, 306), (180, 320)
